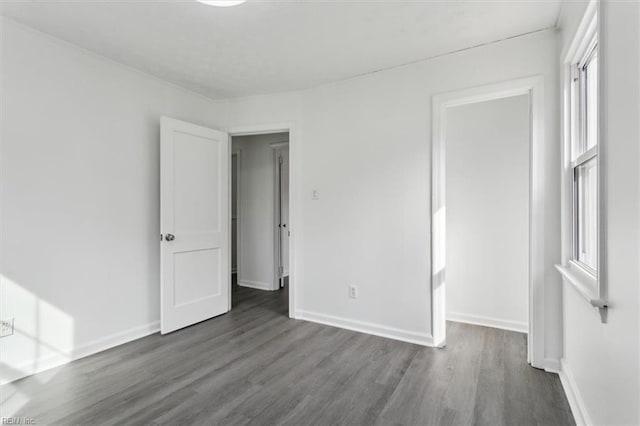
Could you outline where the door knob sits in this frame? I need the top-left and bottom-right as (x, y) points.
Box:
(165, 234), (175, 241)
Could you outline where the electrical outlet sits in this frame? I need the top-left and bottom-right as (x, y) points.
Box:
(1, 318), (14, 338)
(348, 285), (358, 299)
(312, 189), (320, 200)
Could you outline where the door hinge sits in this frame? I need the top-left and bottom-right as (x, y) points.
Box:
(279, 266), (284, 275)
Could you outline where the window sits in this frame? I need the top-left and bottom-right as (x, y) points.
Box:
(557, 1), (605, 319)
(571, 35), (598, 275)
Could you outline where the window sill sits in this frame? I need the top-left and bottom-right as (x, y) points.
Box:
(555, 263), (607, 311)
(555, 262), (608, 322)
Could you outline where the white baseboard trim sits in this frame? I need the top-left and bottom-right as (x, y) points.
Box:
(447, 312), (528, 333)
(238, 280), (275, 291)
(559, 359), (592, 426)
(544, 357), (561, 373)
(297, 310), (433, 347)
(1, 321), (159, 385)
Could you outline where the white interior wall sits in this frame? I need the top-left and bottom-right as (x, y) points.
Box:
(232, 133), (288, 291)
(227, 29), (561, 350)
(445, 95), (530, 332)
(557, 2), (640, 425)
(0, 19), (227, 384)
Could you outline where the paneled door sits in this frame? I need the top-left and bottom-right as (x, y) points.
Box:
(279, 148), (290, 278)
(160, 117), (229, 334)
(274, 145), (290, 288)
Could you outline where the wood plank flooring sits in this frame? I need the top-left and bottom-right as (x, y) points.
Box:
(1, 283), (574, 425)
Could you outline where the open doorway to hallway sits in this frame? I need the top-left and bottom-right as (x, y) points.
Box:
(231, 132), (290, 315)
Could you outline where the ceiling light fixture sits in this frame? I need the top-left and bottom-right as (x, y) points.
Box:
(197, 0), (247, 6)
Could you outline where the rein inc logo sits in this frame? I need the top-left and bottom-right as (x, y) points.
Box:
(1, 418), (35, 425)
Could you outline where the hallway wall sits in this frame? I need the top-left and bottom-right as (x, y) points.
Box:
(445, 95), (530, 332)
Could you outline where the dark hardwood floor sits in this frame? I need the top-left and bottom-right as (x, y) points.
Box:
(2, 282), (574, 425)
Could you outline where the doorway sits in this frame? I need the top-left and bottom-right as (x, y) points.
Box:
(431, 77), (546, 368)
(230, 132), (290, 313)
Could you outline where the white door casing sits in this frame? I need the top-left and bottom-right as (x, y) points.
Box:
(160, 117), (230, 334)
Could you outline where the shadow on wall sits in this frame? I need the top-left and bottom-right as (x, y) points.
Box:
(0, 274), (75, 416)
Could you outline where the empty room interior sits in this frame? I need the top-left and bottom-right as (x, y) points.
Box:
(0, 1), (638, 425)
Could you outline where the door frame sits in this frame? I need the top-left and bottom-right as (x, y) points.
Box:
(228, 123), (298, 319)
(272, 142), (290, 290)
(431, 76), (545, 369)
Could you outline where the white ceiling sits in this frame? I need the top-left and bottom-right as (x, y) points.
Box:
(1, 0), (562, 99)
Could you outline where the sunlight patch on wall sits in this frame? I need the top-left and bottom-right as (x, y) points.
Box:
(0, 274), (74, 389)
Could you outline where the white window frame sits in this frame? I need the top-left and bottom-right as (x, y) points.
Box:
(571, 37), (598, 276)
(556, 0), (608, 322)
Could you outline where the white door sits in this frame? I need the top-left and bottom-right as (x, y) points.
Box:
(280, 149), (290, 277)
(160, 117), (229, 334)
(231, 153), (239, 275)
(274, 146), (290, 288)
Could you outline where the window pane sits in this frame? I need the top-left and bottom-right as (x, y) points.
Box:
(575, 157), (598, 271)
(585, 51), (598, 150)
